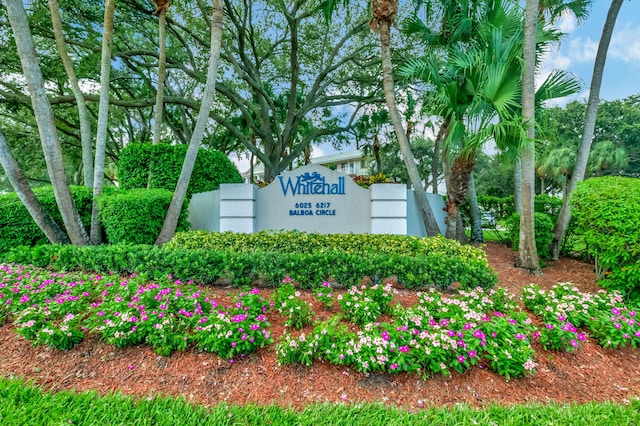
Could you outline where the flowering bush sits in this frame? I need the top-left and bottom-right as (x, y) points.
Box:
(521, 283), (639, 349)
(338, 283), (395, 326)
(192, 289), (273, 359)
(590, 307), (640, 349)
(279, 287), (538, 379)
(274, 278), (315, 329)
(538, 320), (586, 352)
(313, 281), (334, 310)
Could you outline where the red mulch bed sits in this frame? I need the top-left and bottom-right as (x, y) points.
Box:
(1, 242), (639, 409)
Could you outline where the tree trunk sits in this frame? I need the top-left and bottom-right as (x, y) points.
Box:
(6, 0), (89, 246)
(152, 7), (168, 145)
(468, 172), (484, 244)
(516, 0), (541, 273)
(48, 0), (94, 188)
(550, 0), (623, 260)
(432, 120), (449, 195)
(378, 19), (440, 237)
(155, 0), (224, 246)
(513, 156), (522, 213)
(0, 128), (70, 244)
(445, 155), (474, 241)
(90, 0), (116, 244)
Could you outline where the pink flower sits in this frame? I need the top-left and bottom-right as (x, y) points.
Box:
(458, 355), (466, 363)
(128, 365), (135, 370)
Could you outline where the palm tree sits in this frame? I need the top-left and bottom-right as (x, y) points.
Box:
(518, 0), (541, 272)
(401, 0), (526, 240)
(48, 0), (94, 188)
(323, 0), (441, 236)
(5, 0), (90, 246)
(400, 0), (579, 243)
(90, 0), (116, 244)
(550, 0), (624, 260)
(155, 0), (224, 245)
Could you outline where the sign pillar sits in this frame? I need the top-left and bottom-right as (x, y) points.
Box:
(370, 184), (407, 235)
(219, 183), (256, 233)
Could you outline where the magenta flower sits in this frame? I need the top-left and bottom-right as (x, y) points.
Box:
(458, 355), (466, 363)
(468, 351), (476, 358)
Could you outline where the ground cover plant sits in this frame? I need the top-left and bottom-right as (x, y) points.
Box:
(2, 261), (639, 384)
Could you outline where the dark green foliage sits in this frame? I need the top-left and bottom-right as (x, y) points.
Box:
(571, 177), (640, 301)
(1, 232), (497, 290)
(505, 212), (555, 260)
(117, 144), (242, 197)
(97, 189), (190, 245)
(0, 186), (105, 252)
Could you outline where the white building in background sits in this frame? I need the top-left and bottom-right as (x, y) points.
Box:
(242, 149), (372, 183)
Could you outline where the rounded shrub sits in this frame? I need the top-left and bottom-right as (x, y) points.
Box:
(97, 188), (190, 245)
(117, 144), (242, 197)
(571, 177), (640, 301)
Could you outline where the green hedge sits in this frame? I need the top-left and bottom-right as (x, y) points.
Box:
(97, 189), (190, 245)
(0, 186), (102, 252)
(1, 235), (497, 290)
(166, 230), (488, 259)
(571, 177), (640, 301)
(117, 144), (242, 197)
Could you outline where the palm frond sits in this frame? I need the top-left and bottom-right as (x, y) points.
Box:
(535, 69), (582, 105)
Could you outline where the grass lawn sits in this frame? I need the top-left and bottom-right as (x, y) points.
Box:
(0, 377), (638, 426)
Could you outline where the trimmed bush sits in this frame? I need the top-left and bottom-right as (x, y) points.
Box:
(0, 185), (101, 252)
(1, 235), (498, 290)
(117, 144), (242, 197)
(97, 189), (190, 245)
(571, 177), (640, 301)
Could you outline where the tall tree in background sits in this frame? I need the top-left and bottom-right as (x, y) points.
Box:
(517, 0), (541, 273)
(5, 0), (90, 246)
(549, 0), (623, 259)
(155, 0), (224, 245)
(48, 0), (94, 187)
(152, 0), (170, 145)
(90, 0), (116, 244)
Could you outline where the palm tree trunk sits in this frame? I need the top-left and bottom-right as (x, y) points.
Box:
(445, 155), (474, 241)
(6, 0), (89, 246)
(550, 0), (623, 260)
(48, 0), (94, 188)
(514, 156), (522, 213)
(90, 0), (116, 244)
(378, 19), (440, 236)
(155, 0), (224, 246)
(468, 172), (484, 243)
(0, 128), (70, 244)
(516, 0), (541, 273)
(431, 120), (449, 195)
(152, 7), (167, 145)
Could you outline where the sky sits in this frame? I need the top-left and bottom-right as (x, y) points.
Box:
(543, 0), (640, 104)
